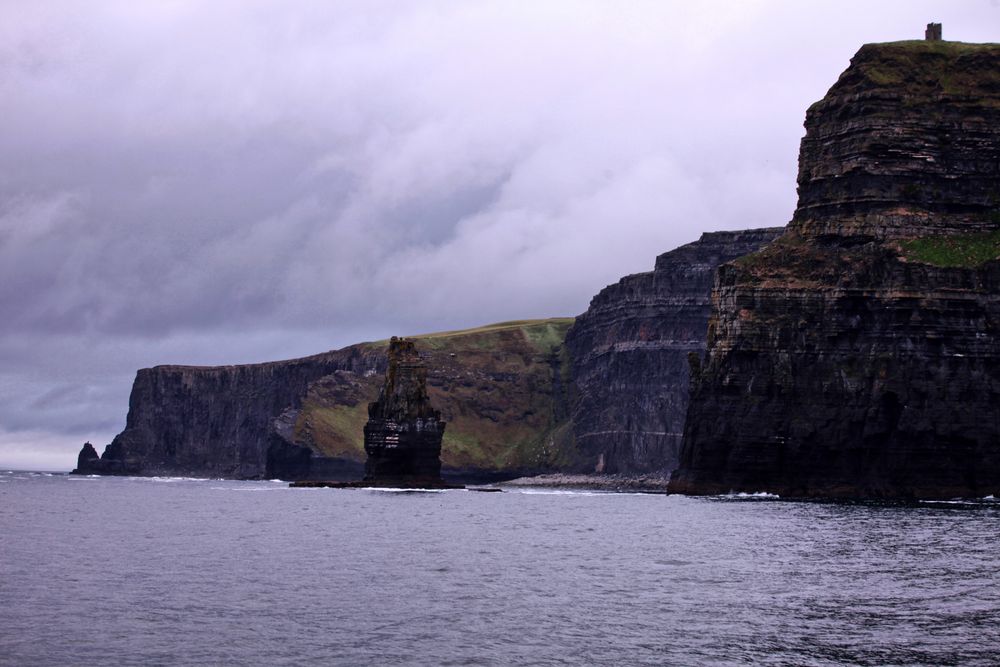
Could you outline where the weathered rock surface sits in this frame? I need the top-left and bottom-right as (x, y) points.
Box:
(71, 442), (100, 474)
(563, 228), (782, 474)
(362, 337), (446, 484)
(794, 41), (1000, 239)
(672, 40), (1000, 499)
(76, 348), (381, 478)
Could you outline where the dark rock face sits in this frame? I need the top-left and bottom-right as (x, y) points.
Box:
(362, 337), (446, 484)
(672, 40), (1000, 499)
(71, 442), (101, 474)
(72, 347), (382, 478)
(563, 228), (783, 474)
(794, 41), (1000, 239)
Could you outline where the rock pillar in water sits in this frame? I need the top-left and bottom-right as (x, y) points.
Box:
(71, 442), (101, 475)
(363, 337), (446, 485)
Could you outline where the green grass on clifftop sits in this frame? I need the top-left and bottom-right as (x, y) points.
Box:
(299, 317), (580, 472)
(818, 40), (1000, 110)
(404, 318), (574, 343)
(901, 230), (1000, 267)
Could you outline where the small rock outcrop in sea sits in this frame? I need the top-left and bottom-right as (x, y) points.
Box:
(671, 38), (1000, 499)
(563, 228), (782, 475)
(71, 442), (101, 474)
(362, 337), (448, 486)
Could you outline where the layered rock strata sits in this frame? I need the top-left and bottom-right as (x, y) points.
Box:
(73, 348), (380, 478)
(71, 442), (100, 474)
(672, 40), (1000, 499)
(362, 337), (447, 485)
(563, 229), (782, 474)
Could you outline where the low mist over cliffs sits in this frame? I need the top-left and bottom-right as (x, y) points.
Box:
(672, 40), (1000, 499)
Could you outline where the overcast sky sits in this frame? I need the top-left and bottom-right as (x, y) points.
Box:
(2, 1), (997, 470)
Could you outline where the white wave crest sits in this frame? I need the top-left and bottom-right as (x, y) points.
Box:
(725, 491), (780, 499)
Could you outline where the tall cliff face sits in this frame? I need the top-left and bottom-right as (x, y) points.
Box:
(78, 348), (381, 478)
(672, 40), (1000, 499)
(563, 228), (783, 474)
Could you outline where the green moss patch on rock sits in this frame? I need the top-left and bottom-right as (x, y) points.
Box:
(900, 230), (1000, 267)
(818, 40), (1000, 109)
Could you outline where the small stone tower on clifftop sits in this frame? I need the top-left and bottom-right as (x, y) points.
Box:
(362, 337), (447, 486)
(925, 22), (942, 41)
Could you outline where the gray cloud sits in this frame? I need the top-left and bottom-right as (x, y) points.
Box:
(1, 0), (996, 469)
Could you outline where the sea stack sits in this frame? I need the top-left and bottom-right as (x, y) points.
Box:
(671, 39), (1000, 499)
(362, 337), (448, 486)
(71, 442), (101, 475)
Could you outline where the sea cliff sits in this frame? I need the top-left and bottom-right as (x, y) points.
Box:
(564, 228), (782, 474)
(76, 320), (580, 481)
(77, 348), (379, 478)
(671, 40), (1000, 499)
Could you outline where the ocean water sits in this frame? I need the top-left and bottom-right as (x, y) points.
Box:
(1, 472), (998, 666)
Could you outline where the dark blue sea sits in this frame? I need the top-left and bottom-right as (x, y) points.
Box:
(2, 471), (999, 666)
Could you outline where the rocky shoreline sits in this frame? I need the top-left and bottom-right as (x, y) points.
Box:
(500, 473), (671, 493)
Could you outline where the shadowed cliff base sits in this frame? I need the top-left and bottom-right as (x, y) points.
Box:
(672, 38), (1000, 500)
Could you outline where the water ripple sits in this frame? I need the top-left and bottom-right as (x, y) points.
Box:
(1, 472), (998, 665)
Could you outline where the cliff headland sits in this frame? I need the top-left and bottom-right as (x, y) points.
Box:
(671, 40), (1000, 499)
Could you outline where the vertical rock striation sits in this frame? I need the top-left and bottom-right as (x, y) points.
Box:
(362, 337), (447, 485)
(564, 228), (783, 474)
(672, 40), (1000, 499)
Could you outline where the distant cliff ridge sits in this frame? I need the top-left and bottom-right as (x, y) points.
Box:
(272, 319), (579, 482)
(75, 348), (381, 479)
(564, 228), (782, 475)
(76, 320), (581, 481)
(672, 40), (1000, 499)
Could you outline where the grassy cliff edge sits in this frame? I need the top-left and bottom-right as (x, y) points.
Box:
(292, 318), (580, 474)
